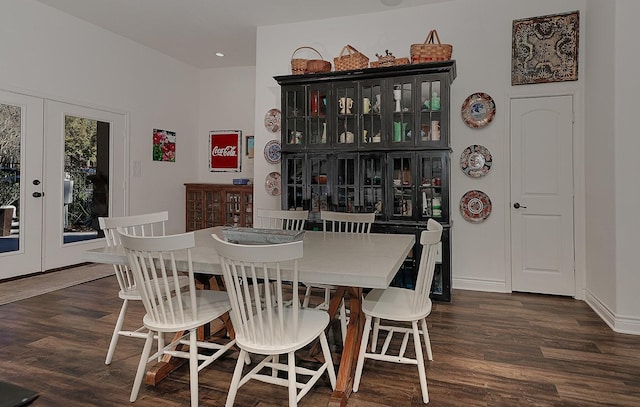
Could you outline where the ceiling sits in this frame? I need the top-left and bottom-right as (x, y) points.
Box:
(34, 0), (447, 69)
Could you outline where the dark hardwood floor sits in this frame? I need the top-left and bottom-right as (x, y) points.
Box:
(1, 271), (639, 406)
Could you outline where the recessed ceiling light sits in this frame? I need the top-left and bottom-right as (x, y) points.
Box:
(215, 52), (224, 57)
(381, 0), (402, 6)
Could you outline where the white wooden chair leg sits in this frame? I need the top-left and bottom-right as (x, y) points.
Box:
(353, 315), (372, 393)
(105, 299), (128, 365)
(288, 351), (297, 406)
(339, 298), (348, 344)
(189, 329), (199, 407)
(157, 331), (165, 362)
(371, 317), (381, 351)
(130, 330), (155, 402)
(319, 332), (336, 389)
(412, 320), (429, 404)
(302, 286), (312, 308)
(420, 318), (433, 361)
(225, 349), (246, 407)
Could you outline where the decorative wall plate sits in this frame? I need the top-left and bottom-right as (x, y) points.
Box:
(460, 190), (492, 223)
(460, 144), (492, 178)
(264, 108), (281, 133)
(264, 140), (281, 164)
(461, 93), (495, 128)
(265, 171), (281, 196)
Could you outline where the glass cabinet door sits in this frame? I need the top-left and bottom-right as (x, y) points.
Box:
(335, 154), (358, 212)
(389, 78), (414, 146)
(308, 154), (330, 220)
(282, 155), (305, 210)
(418, 152), (447, 223)
(360, 154), (384, 218)
(389, 153), (415, 220)
(282, 86), (305, 149)
(360, 80), (383, 146)
(335, 82), (357, 147)
(417, 78), (444, 146)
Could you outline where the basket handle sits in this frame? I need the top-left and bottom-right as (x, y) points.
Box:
(338, 44), (359, 58)
(424, 30), (442, 45)
(291, 46), (324, 61)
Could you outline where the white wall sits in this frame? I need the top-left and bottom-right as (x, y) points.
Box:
(613, 0), (640, 331)
(584, 1), (617, 324)
(0, 0), (199, 234)
(198, 67), (256, 184)
(255, 0), (586, 293)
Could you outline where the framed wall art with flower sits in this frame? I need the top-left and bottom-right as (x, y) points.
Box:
(152, 128), (176, 162)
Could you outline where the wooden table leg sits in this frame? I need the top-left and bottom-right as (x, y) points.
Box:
(329, 287), (363, 407)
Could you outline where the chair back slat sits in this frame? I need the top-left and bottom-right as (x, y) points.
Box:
(211, 234), (302, 347)
(256, 208), (308, 231)
(412, 219), (443, 313)
(119, 231), (197, 326)
(98, 212), (168, 294)
(320, 211), (375, 234)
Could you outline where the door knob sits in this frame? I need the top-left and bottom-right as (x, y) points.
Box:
(513, 202), (527, 209)
(32, 192), (43, 198)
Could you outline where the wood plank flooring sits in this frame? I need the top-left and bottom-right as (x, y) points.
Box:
(1, 269), (639, 406)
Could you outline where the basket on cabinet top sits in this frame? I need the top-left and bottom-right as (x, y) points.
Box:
(334, 44), (369, 71)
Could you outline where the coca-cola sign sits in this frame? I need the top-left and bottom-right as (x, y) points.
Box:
(209, 130), (242, 172)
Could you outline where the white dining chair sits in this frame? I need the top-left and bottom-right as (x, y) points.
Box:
(120, 231), (236, 407)
(211, 234), (336, 407)
(99, 211), (189, 365)
(302, 211), (376, 343)
(255, 208), (308, 231)
(353, 218), (443, 404)
(255, 208), (308, 306)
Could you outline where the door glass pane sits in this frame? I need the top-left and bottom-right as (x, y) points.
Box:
(63, 115), (109, 244)
(0, 103), (21, 253)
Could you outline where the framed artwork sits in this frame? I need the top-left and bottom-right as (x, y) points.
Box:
(209, 130), (241, 172)
(246, 135), (254, 158)
(152, 129), (176, 162)
(511, 10), (579, 85)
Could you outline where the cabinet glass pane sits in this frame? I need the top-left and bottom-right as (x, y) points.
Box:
(391, 80), (413, 144)
(336, 156), (357, 212)
(244, 193), (253, 227)
(309, 156), (329, 216)
(391, 156), (413, 217)
(308, 87), (328, 147)
(284, 157), (304, 210)
(361, 155), (384, 216)
(284, 88), (304, 146)
(361, 83), (383, 144)
(225, 192), (242, 226)
(419, 80), (442, 143)
(335, 84), (356, 146)
(419, 155), (444, 220)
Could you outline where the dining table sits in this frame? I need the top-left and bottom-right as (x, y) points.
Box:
(83, 226), (415, 407)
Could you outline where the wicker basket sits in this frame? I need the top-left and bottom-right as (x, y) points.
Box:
(290, 46), (331, 75)
(410, 30), (453, 63)
(334, 45), (369, 71)
(370, 57), (410, 68)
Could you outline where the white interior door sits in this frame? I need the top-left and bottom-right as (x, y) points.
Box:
(0, 90), (44, 279)
(43, 100), (127, 271)
(510, 95), (575, 296)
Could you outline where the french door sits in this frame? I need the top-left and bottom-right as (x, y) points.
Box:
(0, 92), (126, 279)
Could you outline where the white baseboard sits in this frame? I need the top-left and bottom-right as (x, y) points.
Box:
(452, 277), (508, 293)
(584, 289), (640, 335)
